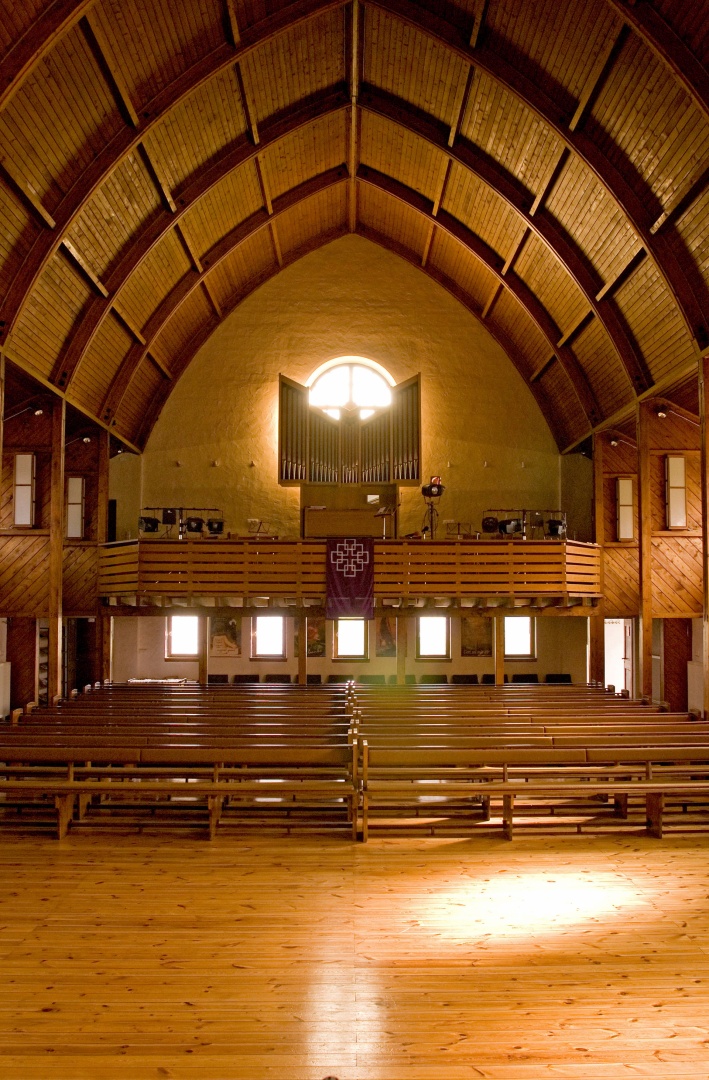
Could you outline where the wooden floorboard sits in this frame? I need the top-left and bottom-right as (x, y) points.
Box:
(0, 831), (708, 1078)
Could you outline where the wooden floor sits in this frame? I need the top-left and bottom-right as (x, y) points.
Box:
(1, 830), (708, 1079)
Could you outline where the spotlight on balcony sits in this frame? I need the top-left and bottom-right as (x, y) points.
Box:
(139, 516), (159, 533)
(185, 517), (204, 534)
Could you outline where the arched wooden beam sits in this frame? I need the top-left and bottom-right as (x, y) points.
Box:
(134, 227), (564, 451)
(111, 162), (599, 435)
(602, 0), (709, 125)
(370, 0), (709, 352)
(103, 166), (349, 421)
(58, 86), (349, 391)
(0, 0), (349, 346)
(0, 0), (96, 113)
(357, 165), (601, 427)
(63, 81), (644, 404)
(2, 0), (705, 369)
(360, 84), (649, 394)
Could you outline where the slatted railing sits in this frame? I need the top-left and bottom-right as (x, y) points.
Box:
(98, 539), (600, 601)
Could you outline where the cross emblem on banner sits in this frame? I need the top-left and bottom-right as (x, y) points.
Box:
(330, 539), (370, 577)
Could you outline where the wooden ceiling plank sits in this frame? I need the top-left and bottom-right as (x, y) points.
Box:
(530, 355), (557, 383)
(0, 0), (97, 114)
(357, 163), (602, 426)
(602, 0), (709, 125)
(469, 0), (489, 50)
(175, 224), (204, 273)
(360, 85), (650, 392)
(481, 282), (502, 320)
(529, 149), (569, 217)
(652, 164), (709, 236)
(595, 248), (648, 302)
(448, 66), (474, 147)
(147, 352), (171, 379)
(270, 222), (284, 267)
(224, 0), (242, 47)
(420, 223), (435, 268)
(137, 144), (178, 213)
(80, 12), (139, 128)
(103, 165), (348, 422)
(53, 85), (349, 392)
(60, 239), (108, 298)
(0, 160), (55, 229)
(202, 278), (223, 319)
(0, 1), (349, 349)
(501, 227), (529, 276)
(111, 304), (146, 346)
(568, 25), (629, 133)
(236, 63), (260, 145)
(370, 0), (709, 352)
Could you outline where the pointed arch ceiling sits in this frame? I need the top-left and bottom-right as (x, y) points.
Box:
(0, 0), (707, 452)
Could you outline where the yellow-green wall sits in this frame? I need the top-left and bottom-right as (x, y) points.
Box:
(120, 235), (564, 537)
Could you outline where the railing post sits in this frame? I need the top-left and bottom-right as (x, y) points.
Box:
(495, 616), (505, 685)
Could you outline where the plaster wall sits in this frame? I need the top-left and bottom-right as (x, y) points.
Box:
(111, 613), (588, 685)
(115, 235), (561, 538)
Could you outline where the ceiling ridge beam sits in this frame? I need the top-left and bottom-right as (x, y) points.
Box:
(359, 84), (650, 392)
(358, 163), (602, 426)
(369, 0), (709, 352)
(103, 166), (348, 422)
(52, 87), (349, 392)
(346, 0), (363, 232)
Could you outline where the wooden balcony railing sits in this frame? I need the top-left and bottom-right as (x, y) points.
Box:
(98, 539), (601, 602)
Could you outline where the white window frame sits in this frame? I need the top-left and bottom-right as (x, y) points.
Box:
(616, 477), (634, 541)
(416, 616), (450, 659)
(165, 615), (200, 659)
(66, 476), (85, 539)
(13, 453), (35, 527)
(334, 618), (368, 660)
(251, 616), (286, 660)
(504, 616), (536, 660)
(665, 455), (687, 529)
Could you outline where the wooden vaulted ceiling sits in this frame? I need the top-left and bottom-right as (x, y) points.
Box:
(0, 0), (708, 453)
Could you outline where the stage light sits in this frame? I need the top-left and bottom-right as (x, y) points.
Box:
(655, 405), (668, 419)
(139, 516), (159, 533)
(206, 519), (224, 535)
(185, 517), (204, 533)
(609, 437), (619, 447)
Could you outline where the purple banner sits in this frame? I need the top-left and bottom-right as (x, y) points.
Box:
(326, 537), (375, 620)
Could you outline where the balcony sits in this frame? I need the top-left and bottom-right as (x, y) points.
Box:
(98, 539), (601, 610)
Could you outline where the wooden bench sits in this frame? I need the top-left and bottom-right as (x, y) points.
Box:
(359, 743), (709, 840)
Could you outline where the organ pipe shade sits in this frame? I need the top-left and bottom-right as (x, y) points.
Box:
(278, 373), (420, 485)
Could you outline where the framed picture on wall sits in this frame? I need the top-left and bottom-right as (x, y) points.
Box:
(375, 615), (397, 657)
(209, 615), (242, 657)
(306, 616), (326, 657)
(460, 616), (493, 657)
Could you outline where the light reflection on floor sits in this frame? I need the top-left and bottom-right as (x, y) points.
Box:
(411, 871), (647, 939)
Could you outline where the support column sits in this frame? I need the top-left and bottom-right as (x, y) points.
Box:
(700, 354), (709, 716)
(47, 398), (65, 702)
(494, 616), (505, 685)
(396, 615), (407, 684)
(637, 401), (653, 698)
(297, 613), (307, 685)
(0, 352), (4, 461)
(589, 433), (606, 684)
(198, 616), (209, 685)
(99, 612), (112, 684)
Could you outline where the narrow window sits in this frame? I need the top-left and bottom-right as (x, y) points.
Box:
(66, 476), (85, 539)
(616, 477), (634, 540)
(166, 615), (199, 658)
(13, 453), (35, 526)
(665, 455), (687, 528)
(252, 616), (285, 659)
(335, 619), (367, 659)
(417, 616), (449, 658)
(504, 616), (535, 659)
